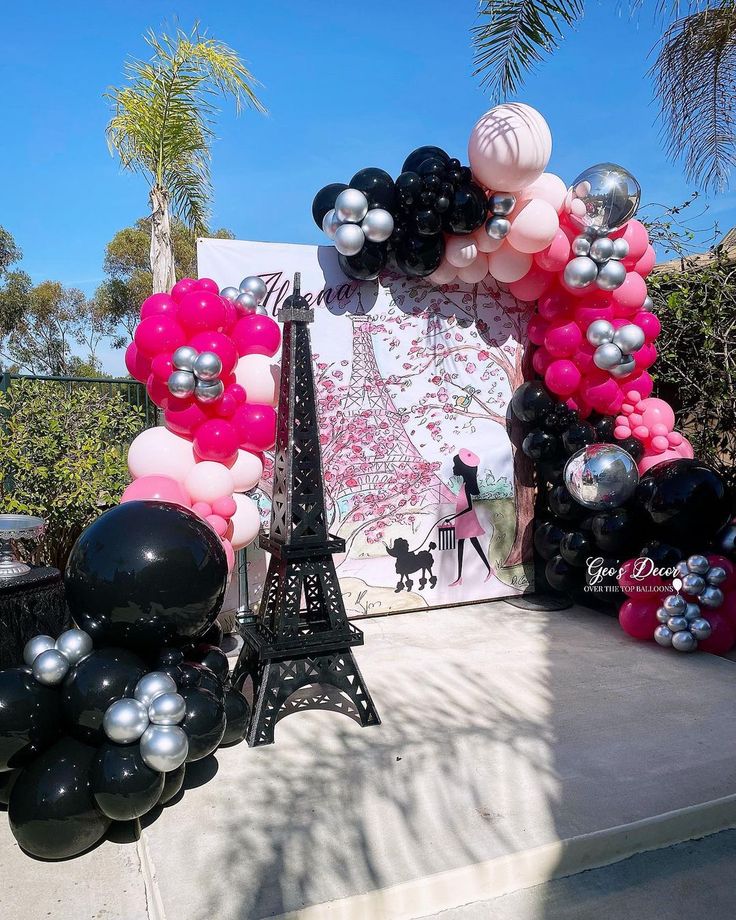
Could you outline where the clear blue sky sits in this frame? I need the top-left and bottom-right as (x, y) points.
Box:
(2, 1), (734, 372)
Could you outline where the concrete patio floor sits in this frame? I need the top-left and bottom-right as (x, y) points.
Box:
(2, 600), (736, 920)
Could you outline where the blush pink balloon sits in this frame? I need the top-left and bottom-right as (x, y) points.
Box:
(468, 103), (552, 191)
(508, 264), (553, 301)
(445, 235), (478, 268)
(171, 278), (198, 303)
(230, 493), (261, 550)
(125, 342), (151, 382)
(121, 475), (191, 508)
(127, 426), (196, 481)
(231, 314), (281, 358)
(618, 597), (660, 641)
(134, 315), (187, 359)
(232, 403), (277, 452)
(472, 226), (504, 254)
(634, 245), (656, 277)
(189, 331), (238, 378)
(206, 514), (229, 537)
(534, 229), (571, 272)
(195, 278), (220, 294)
(177, 290), (227, 333)
(222, 538), (235, 574)
(544, 319), (582, 357)
(193, 419), (240, 464)
(185, 461), (235, 505)
(428, 258), (458, 284)
(191, 501), (212, 518)
(458, 255), (490, 284)
(516, 172), (567, 212)
(545, 359), (581, 396)
(226, 449), (264, 492)
(507, 199), (559, 253)
(488, 244), (533, 283)
(140, 293), (178, 320)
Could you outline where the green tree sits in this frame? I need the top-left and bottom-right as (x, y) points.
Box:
(106, 24), (264, 294)
(472, 1), (736, 191)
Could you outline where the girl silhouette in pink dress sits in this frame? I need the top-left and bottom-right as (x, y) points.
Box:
(446, 449), (494, 586)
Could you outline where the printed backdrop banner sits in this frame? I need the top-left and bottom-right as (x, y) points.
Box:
(198, 238), (535, 616)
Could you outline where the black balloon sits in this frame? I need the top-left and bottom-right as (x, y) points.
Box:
(617, 436), (644, 462)
(350, 167), (396, 212)
(522, 429), (559, 463)
(221, 687), (250, 747)
(180, 688), (226, 762)
(0, 768), (20, 806)
(61, 647), (146, 743)
(394, 232), (444, 277)
(158, 647), (185, 667)
(591, 508), (636, 554)
(639, 539), (683, 569)
(402, 146), (450, 174)
(562, 421), (596, 455)
(415, 209), (443, 236)
(159, 762), (186, 805)
(510, 382), (553, 424)
(65, 502), (228, 651)
(637, 459), (731, 550)
(187, 644), (229, 681)
(8, 736), (111, 860)
(443, 183), (487, 234)
(537, 460), (565, 486)
(534, 521), (566, 561)
(338, 241), (388, 281)
(540, 403), (576, 434)
(312, 182), (348, 228)
(559, 530), (593, 568)
(89, 742), (164, 821)
(181, 662), (225, 700)
(545, 555), (579, 592)
(591, 415), (615, 443)
(0, 668), (63, 770)
(548, 484), (585, 521)
(395, 171), (423, 208)
(198, 621), (224, 648)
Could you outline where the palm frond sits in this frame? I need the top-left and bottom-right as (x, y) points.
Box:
(472, 0), (585, 99)
(651, 3), (736, 192)
(164, 156), (211, 235)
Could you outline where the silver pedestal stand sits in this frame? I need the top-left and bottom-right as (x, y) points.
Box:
(0, 514), (45, 579)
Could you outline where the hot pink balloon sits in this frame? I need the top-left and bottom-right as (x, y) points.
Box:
(571, 341), (597, 375)
(171, 278), (198, 303)
(508, 264), (552, 301)
(191, 501), (212, 518)
(633, 343), (657, 370)
(140, 293), (177, 320)
(189, 331), (238, 378)
(445, 235), (478, 268)
(488, 244), (533, 283)
(537, 288), (571, 321)
(636, 397), (676, 432)
(573, 298), (614, 330)
(206, 514), (229, 537)
(532, 347), (552, 375)
(121, 475), (190, 508)
(507, 199), (559, 254)
(516, 172), (567, 212)
(612, 273), (648, 313)
(134, 315), (186, 359)
(699, 612), (736, 655)
(534, 229), (571, 272)
(624, 371), (653, 398)
(544, 319), (582, 358)
(195, 278), (220, 294)
(164, 400), (210, 439)
(468, 103), (552, 191)
(582, 375), (624, 414)
(613, 219), (649, 262)
(528, 314), (549, 346)
(231, 314), (281, 358)
(150, 353), (173, 382)
(193, 419), (240, 464)
(125, 342), (151, 382)
(544, 359), (581, 397)
(619, 597), (660, 641)
(233, 403), (277, 452)
(177, 290), (227, 334)
(633, 310), (661, 340)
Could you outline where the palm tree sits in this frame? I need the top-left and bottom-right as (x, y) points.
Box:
(106, 25), (265, 293)
(472, 1), (736, 192)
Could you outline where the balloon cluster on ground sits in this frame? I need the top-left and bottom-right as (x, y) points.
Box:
(0, 502), (250, 859)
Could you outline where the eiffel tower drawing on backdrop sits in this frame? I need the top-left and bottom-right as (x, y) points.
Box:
(233, 274), (381, 747)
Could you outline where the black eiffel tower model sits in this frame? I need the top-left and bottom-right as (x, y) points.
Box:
(233, 273), (380, 746)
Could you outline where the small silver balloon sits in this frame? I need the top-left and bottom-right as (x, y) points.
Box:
(676, 560), (691, 579)
(334, 223), (365, 256)
(699, 585), (724, 609)
(656, 607), (671, 624)
(485, 217), (511, 240)
(194, 379), (224, 404)
(586, 319), (615, 347)
(563, 256), (598, 289)
(148, 691), (187, 726)
(563, 443), (639, 510)
(684, 603), (701, 621)
(589, 237), (614, 264)
(690, 618), (713, 640)
(23, 634), (55, 666)
(236, 291), (258, 312)
(172, 345), (198, 372)
(571, 236), (591, 257)
(686, 554), (710, 575)
(667, 615), (688, 633)
(672, 630), (698, 652)
(663, 594), (687, 615)
(361, 208), (394, 243)
(321, 208), (341, 240)
(612, 324), (645, 355)
(611, 238), (630, 260)
(609, 354), (637, 378)
(595, 259), (627, 291)
(103, 698), (149, 744)
(168, 370), (196, 399)
(706, 566), (728, 586)
(32, 648), (70, 686)
(193, 351), (222, 381)
(219, 286), (240, 302)
(135, 672), (178, 708)
(334, 188), (369, 224)
(55, 629), (92, 665)
(489, 192), (516, 216)
(239, 276), (268, 304)
(569, 163), (641, 233)
(642, 295), (654, 312)
(654, 625), (674, 647)
(140, 725), (189, 773)
(593, 342), (624, 371)
(682, 573), (706, 596)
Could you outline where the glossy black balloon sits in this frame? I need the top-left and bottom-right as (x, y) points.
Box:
(617, 436), (644, 462)
(198, 621), (224, 648)
(562, 421), (596, 455)
(394, 232), (444, 277)
(61, 647), (146, 743)
(158, 647), (185, 668)
(538, 460), (565, 486)
(415, 209), (443, 236)
(349, 167), (396, 212)
(637, 459), (731, 550)
(181, 662), (224, 700)
(510, 382), (554, 424)
(545, 555), (579, 592)
(221, 687), (250, 746)
(559, 530), (593, 568)
(187, 644), (229, 682)
(89, 742), (164, 821)
(443, 183), (487, 234)
(639, 539), (683, 569)
(0, 768), (20, 805)
(522, 429), (559, 463)
(180, 688), (226, 762)
(395, 171), (423, 208)
(591, 508), (637, 554)
(548, 484), (585, 521)
(338, 241), (388, 281)
(591, 415), (615, 443)
(312, 182), (348, 228)
(402, 146), (450, 174)
(8, 736), (110, 860)
(0, 668), (63, 770)
(534, 521), (566, 561)
(65, 502), (228, 651)
(416, 157), (446, 179)
(158, 762), (186, 805)
(540, 404), (576, 434)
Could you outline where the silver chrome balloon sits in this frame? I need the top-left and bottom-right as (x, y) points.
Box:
(571, 236), (591, 257)
(609, 354), (637, 378)
(642, 295), (654, 311)
(55, 628), (92, 665)
(656, 607), (671, 624)
(663, 594), (687, 615)
(239, 276), (268, 304)
(172, 346), (198, 372)
(489, 192), (516, 216)
(334, 223), (365, 256)
(563, 443), (639, 510)
(32, 648), (70, 685)
(103, 698), (149, 744)
(699, 586), (724, 609)
(589, 237), (614, 264)
(220, 286), (240, 302)
(194, 379), (224, 403)
(612, 324), (645, 355)
(682, 573), (706, 596)
(690, 618), (713, 640)
(361, 208), (394, 243)
(666, 615), (688, 633)
(593, 342), (623, 370)
(611, 238), (630, 260)
(168, 370), (196, 399)
(686, 555), (710, 575)
(676, 560), (690, 579)
(684, 603), (701, 621)
(706, 566), (728, 586)
(586, 319), (615, 347)
(485, 217), (511, 240)
(193, 351), (222, 381)
(23, 634), (55, 666)
(148, 691), (187, 726)
(322, 208), (341, 240)
(654, 625), (674, 646)
(672, 630), (698, 652)
(236, 291), (258, 312)
(334, 188), (369, 224)
(563, 256), (598, 289)
(568, 163), (641, 233)
(134, 672), (178, 708)
(595, 259), (627, 291)
(140, 725), (189, 773)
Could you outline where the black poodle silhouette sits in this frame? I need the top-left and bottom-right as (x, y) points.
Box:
(385, 537), (437, 593)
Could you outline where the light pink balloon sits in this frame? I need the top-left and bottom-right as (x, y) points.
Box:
(206, 514), (229, 537)
(468, 103), (552, 191)
(508, 264), (553, 301)
(184, 461), (235, 504)
(507, 199), (559, 253)
(472, 226), (504, 254)
(534, 229), (571, 272)
(230, 492), (261, 550)
(428, 259), (458, 284)
(445, 235), (478, 268)
(127, 426), (196, 482)
(234, 354), (280, 406)
(222, 538), (235, 574)
(634, 244), (656, 277)
(614, 219), (649, 261)
(458, 254), (489, 283)
(227, 449), (264, 492)
(121, 475), (190, 508)
(516, 172), (567, 212)
(487, 243), (533, 283)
